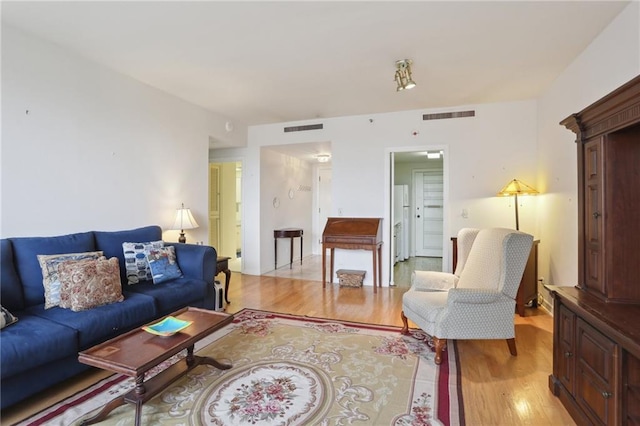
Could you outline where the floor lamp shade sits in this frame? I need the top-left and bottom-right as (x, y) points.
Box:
(497, 179), (539, 230)
(171, 203), (199, 243)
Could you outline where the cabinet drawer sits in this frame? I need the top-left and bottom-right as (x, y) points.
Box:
(577, 318), (615, 384)
(576, 318), (617, 425)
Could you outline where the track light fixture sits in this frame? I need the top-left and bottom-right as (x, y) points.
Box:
(395, 59), (416, 91)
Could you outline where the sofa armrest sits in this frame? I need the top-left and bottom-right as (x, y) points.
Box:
(166, 243), (216, 285)
(447, 288), (503, 304)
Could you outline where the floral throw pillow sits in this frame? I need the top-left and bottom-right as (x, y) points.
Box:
(0, 306), (18, 329)
(37, 251), (104, 309)
(122, 241), (164, 284)
(58, 256), (124, 312)
(146, 246), (183, 284)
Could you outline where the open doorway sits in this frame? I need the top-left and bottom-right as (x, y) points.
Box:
(209, 161), (242, 272)
(390, 149), (447, 287)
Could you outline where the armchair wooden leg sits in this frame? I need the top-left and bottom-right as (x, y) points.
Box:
(400, 311), (410, 335)
(506, 338), (517, 356)
(433, 337), (446, 365)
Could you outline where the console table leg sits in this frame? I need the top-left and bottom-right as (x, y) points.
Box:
(289, 237), (294, 269)
(224, 269), (231, 304)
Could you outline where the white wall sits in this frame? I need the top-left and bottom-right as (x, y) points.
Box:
(536, 2), (640, 294)
(217, 100), (539, 283)
(1, 25), (243, 242)
(260, 149), (313, 271)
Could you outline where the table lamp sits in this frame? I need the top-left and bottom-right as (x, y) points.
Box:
(171, 203), (199, 243)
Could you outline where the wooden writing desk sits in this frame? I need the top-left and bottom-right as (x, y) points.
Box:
(322, 218), (383, 292)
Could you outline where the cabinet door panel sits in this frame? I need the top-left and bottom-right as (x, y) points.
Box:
(626, 353), (640, 425)
(557, 305), (576, 393)
(584, 138), (605, 296)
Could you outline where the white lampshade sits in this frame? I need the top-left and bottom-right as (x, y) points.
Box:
(171, 204), (199, 230)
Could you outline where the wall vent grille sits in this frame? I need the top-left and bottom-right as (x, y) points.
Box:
(422, 110), (475, 121)
(284, 123), (323, 133)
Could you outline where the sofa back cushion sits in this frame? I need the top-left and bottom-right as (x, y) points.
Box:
(1, 239), (24, 311)
(10, 232), (96, 307)
(94, 225), (162, 284)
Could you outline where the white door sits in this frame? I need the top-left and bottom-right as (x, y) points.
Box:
(414, 170), (443, 257)
(315, 167), (332, 253)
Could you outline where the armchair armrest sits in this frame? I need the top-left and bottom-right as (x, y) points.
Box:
(412, 271), (458, 291)
(166, 243), (216, 285)
(447, 288), (502, 304)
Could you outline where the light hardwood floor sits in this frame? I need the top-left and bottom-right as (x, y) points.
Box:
(2, 272), (575, 425)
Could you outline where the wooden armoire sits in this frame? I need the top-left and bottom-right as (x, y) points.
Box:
(546, 75), (640, 425)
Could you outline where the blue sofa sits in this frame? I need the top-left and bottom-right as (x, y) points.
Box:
(0, 225), (217, 409)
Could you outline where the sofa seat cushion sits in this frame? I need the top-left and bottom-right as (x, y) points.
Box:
(26, 291), (157, 349)
(0, 313), (78, 380)
(126, 277), (209, 315)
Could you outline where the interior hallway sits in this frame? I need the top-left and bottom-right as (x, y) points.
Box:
(260, 254), (443, 288)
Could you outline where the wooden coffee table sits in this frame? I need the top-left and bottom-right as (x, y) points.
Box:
(78, 307), (234, 426)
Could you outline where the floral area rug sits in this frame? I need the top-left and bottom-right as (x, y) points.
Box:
(17, 309), (464, 425)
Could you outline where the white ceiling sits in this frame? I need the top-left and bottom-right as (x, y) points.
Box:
(2, 1), (629, 129)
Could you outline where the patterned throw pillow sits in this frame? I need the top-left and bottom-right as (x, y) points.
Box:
(58, 256), (124, 312)
(122, 240), (164, 284)
(0, 306), (18, 329)
(146, 246), (183, 284)
(37, 251), (104, 309)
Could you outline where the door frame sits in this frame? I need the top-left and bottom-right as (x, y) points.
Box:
(385, 145), (450, 286)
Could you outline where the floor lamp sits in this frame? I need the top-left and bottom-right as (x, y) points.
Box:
(497, 179), (539, 231)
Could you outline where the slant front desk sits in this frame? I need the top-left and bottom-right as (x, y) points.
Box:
(322, 218), (383, 292)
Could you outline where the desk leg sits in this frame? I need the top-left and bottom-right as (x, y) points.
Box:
(322, 247), (326, 288)
(378, 245), (382, 290)
(300, 235), (303, 265)
(372, 248), (377, 293)
(274, 238), (277, 270)
(330, 248), (335, 284)
(289, 237), (294, 269)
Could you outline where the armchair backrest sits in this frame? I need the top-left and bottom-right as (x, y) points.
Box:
(456, 228), (533, 298)
(453, 228), (480, 276)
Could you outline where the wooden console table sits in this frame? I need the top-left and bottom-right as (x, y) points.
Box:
(274, 228), (303, 269)
(215, 256), (231, 304)
(452, 237), (539, 316)
(322, 218), (383, 292)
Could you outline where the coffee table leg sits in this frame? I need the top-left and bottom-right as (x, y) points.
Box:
(80, 396), (127, 425)
(199, 356), (233, 370)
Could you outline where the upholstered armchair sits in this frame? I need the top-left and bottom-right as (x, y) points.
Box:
(401, 227), (534, 364)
